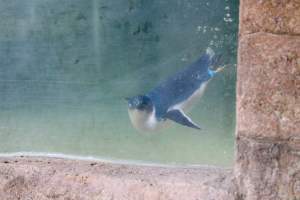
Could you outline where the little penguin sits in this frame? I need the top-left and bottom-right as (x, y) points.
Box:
(126, 48), (225, 132)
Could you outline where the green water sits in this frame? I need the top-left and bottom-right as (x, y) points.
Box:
(0, 0), (238, 166)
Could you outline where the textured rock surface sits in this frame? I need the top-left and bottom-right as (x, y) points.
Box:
(239, 0), (300, 35)
(0, 157), (236, 200)
(237, 33), (300, 140)
(237, 0), (300, 199)
(235, 137), (300, 200)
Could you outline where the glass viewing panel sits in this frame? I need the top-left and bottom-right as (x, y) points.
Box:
(0, 0), (238, 166)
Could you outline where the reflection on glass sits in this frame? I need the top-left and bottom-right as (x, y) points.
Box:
(0, 0), (238, 166)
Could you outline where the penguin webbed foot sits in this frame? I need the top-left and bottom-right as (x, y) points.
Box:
(165, 109), (201, 130)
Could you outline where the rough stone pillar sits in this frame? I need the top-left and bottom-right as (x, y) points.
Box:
(236, 1), (300, 200)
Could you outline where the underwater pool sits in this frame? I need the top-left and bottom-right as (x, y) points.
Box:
(0, 0), (238, 166)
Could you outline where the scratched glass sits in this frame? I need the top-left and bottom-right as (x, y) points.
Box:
(0, 0), (238, 166)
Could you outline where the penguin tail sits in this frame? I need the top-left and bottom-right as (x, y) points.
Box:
(206, 47), (215, 60)
(206, 47), (222, 68)
(208, 49), (228, 73)
(192, 47), (226, 73)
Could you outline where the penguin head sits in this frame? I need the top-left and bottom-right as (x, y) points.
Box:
(126, 95), (153, 113)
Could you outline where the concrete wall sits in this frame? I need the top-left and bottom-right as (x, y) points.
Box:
(235, 0), (300, 199)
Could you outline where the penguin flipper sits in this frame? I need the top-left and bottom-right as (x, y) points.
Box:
(165, 109), (201, 130)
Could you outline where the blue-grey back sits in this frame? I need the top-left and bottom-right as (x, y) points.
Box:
(147, 52), (213, 119)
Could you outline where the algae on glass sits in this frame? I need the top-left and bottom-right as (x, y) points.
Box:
(0, 0), (238, 166)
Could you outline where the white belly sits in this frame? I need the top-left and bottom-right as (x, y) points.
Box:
(171, 81), (209, 112)
(128, 108), (167, 132)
